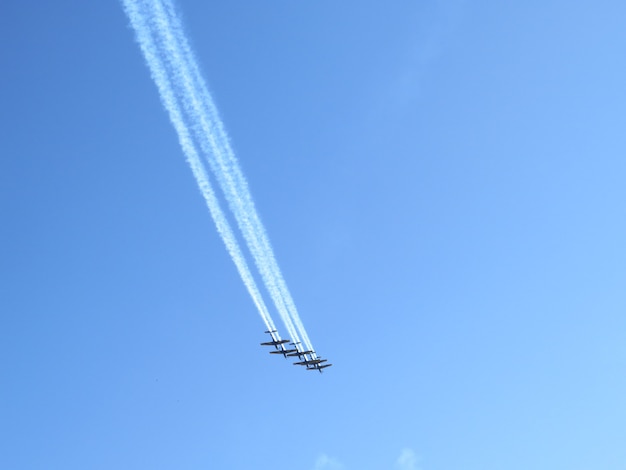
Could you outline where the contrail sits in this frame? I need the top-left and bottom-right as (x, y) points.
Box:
(122, 0), (316, 352)
(142, 0), (301, 348)
(122, 0), (278, 336)
(144, 0), (316, 353)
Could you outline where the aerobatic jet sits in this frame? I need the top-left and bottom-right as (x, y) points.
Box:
(285, 342), (315, 359)
(306, 363), (333, 373)
(293, 358), (328, 367)
(286, 350), (314, 357)
(260, 330), (290, 348)
(269, 346), (298, 357)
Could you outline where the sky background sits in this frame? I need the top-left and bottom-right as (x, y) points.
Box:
(2, 1), (626, 469)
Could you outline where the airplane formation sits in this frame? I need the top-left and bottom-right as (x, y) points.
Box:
(261, 330), (332, 373)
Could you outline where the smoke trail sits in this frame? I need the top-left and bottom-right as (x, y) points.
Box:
(148, 0), (303, 349)
(147, 0), (315, 353)
(122, 0), (278, 335)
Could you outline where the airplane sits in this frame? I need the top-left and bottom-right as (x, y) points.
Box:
(260, 330), (291, 348)
(286, 349), (314, 358)
(293, 358), (328, 367)
(268, 340), (298, 358)
(269, 347), (298, 356)
(306, 363), (333, 373)
(283, 341), (314, 358)
(273, 341), (306, 357)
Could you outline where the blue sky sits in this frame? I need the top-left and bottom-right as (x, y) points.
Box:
(2, 1), (626, 469)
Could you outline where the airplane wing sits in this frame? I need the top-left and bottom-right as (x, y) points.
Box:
(270, 349), (297, 355)
(286, 350), (313, 357)
(260, 339), (290, 346)
(294, 359), (327, 366)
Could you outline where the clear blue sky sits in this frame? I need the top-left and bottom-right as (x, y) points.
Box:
(2, 1), (626, 469)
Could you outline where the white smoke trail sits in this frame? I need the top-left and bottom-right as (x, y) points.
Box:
(146, 0), (302, 348)
(147, 0), (316, 353)
(122, 0), (277, 335)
